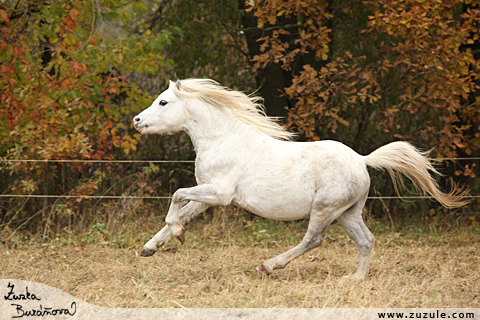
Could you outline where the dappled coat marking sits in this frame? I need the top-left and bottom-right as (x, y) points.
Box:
(133, 79), (467, 278)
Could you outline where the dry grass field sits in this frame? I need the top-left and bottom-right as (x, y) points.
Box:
(1, 207), (479, 309)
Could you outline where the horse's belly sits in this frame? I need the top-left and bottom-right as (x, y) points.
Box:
(232, 184), (314, 221)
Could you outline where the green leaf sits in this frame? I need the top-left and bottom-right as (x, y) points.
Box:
(173, 26), (184, 37)
(132, 2), (148, 15)
(101, 12), (119, 22)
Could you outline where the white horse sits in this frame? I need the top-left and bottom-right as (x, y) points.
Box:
(133, 79), (467, 278)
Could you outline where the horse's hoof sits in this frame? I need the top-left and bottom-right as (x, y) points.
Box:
(176, 230), (185, 245)
(140, 249), (156, 257)
(255, 264), (271, 276)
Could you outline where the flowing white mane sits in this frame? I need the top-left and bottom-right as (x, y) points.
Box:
(170, 78), (295, 141)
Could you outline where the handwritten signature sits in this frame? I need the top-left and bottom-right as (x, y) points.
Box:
(4, 282), (77, 318)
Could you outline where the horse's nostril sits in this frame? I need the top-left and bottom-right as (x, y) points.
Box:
(134, 117), (140, 122)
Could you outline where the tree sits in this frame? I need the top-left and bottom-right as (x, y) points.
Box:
(246, 0), (480, 166)
(0, 0), (178, 231)
(239, 0), (333, 118)
(137, 0), (256, 91)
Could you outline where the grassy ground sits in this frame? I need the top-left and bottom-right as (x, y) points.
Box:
(1, 206), (479, 308)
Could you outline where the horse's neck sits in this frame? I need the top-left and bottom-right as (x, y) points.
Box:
(184, 102), (261, 156)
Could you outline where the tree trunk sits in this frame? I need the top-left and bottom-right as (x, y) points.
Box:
(238, 0), (291, 118)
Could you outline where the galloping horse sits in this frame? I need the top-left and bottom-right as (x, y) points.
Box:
(133, 79), (467, 278)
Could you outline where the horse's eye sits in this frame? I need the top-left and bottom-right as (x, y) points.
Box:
(159, 100), (168, 106)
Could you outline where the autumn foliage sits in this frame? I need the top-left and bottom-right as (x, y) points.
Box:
(248, 0), (480, 168)
(0, 0), (176, 189)
(0, 0), (181, 232)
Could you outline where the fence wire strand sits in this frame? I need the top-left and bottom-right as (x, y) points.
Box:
(0, 194), (479, 200)
(0, 159), (195, 163)
(0, 194), (171, 199)
(0, 158), (479, 163)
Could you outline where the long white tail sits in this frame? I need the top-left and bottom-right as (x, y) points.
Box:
(365, 141), (469, 208)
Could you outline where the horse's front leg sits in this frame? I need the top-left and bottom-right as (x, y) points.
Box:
(141, 184), (229, 256)
(141, 201), (210, 256)
(165, 184), (230, 241)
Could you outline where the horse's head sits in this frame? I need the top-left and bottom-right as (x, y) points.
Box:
(133, 81), (189, 135)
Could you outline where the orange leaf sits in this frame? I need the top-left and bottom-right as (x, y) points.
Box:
(0, 10), (10, 23)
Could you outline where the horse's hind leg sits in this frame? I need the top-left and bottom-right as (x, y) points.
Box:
(336, 194), (374, 279)
(256, 208), (339, 275)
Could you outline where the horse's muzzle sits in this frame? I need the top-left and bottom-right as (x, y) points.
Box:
(133, 117), (148, 133)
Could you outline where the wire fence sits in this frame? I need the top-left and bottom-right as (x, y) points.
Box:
(0, 194), (172, 199)
(1, 158), (479, 163)
(0, 194), (479, 200)
(0, 157), (478, 201)
(0, 159), (195, 163)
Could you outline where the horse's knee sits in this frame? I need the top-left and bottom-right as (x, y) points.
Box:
(172, 188), (187, 203)
(165, 213), (182, 226)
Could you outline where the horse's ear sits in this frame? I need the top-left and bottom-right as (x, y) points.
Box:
(169, 80), (181, 91)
